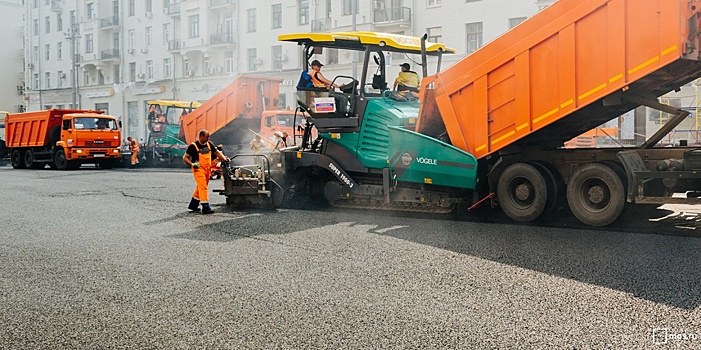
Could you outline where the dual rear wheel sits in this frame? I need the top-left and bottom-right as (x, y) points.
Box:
(497, 162), (625, 226)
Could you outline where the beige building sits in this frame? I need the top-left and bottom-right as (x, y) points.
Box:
(23, 0), (541, 141)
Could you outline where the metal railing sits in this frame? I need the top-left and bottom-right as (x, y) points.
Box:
(210, 33), (235, 45)
(210, 0), (236, 7)
(168, 40), (181, 51)
(311, 18), (331, 32)
(373, 7), (411, 23)
(101, 49), (120, 59)
(165, 3), (181, 15)
(100, 17), (120, 28)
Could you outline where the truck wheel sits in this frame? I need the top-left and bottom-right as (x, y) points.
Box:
(10, 149), (26, 169)
(531, 161), (565, 219)
(54, 149), (69, 170)
(497, 163), (548, 222)
(24, 149), (43, 169)
(567, 163), (625, 227)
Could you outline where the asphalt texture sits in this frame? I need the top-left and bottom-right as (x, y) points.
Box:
(1, 164), (700, 349)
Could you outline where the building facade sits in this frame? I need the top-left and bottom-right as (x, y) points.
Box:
(23, 0), (543, 141)
(1, 0), (24, 114)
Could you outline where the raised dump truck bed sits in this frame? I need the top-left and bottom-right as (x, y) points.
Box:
(419, 0), (701, 158)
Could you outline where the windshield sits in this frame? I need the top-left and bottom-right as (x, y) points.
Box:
(74, 117), (117, 130)
(276, 114), (298, 127)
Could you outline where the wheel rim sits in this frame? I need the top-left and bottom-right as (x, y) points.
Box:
(577, 178), (611, 212)
(508, 177), (535, 209)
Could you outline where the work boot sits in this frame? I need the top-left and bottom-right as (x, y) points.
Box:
(201, 203), (215, 214)
(188, 198), (200, 212)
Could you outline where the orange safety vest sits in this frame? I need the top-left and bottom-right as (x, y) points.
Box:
(310, 71), (327, 88)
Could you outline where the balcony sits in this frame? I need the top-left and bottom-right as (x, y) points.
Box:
(373, 7), (411, 27)
(210, 0), (236, 9)
(50, 0), (62, 12)
(311, 18), (332, 32)
(210, 33), (235, 46)
(101, 49), (120, 60)
(100, 17), (120, 29)
(168, 40), (182, 52)
(165, 3), (181, 16)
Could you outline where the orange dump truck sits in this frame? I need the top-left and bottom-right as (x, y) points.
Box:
(414, 0), (701, 225)
(179, 75), (283, 149)
(5, 109), (121, 170)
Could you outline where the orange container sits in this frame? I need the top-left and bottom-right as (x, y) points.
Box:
(419, 0), (701, 159)
(180, 75), (282, 145)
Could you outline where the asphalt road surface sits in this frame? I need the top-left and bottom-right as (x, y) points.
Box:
(1, 165), (700, 349)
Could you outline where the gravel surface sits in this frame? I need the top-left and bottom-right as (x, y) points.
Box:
(0, 165), (700, 349)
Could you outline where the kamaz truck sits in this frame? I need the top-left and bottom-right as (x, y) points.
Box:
(5, 109), (121, 170)
(221, 0), (701, 227)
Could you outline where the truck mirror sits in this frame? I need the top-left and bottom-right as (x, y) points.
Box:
(62, 120), (71, 130)
(118, 121), (122, 128)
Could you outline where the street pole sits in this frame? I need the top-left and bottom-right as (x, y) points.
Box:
(65, 23), (80, 109)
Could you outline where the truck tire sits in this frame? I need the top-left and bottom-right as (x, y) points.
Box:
(24, 149), (44, 169)
(497, 163), (548, 222)
(54, 149), (69, 170)
(10, 149), (26, 169)
(566, 163), (625, 227)
(48, 126), (61, 145)
(531, 161), (565, 219)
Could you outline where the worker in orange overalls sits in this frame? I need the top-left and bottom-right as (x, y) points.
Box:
(182, 130), (230, 214)
(127, 136), (140, 168)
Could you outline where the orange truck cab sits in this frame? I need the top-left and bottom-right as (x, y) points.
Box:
(259, 109), (316, 148)
(5, 109), (122, 170)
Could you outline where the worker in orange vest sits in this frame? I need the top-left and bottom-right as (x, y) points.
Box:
(182, 130), (230, 214)
(127, 136), (140, 168)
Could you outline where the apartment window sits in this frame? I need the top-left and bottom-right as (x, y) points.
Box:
(45, 16), (50, 33)
(129, 62), (136, 81)
(247, 9), (256, 32)
(466, 22), (483, 53)
(33, 19), (38, 35)
(342, 0), (358, 15)
(86, 3), (95, 20)
(189, 15), (200, 38)
(163, 58), (171, 78)
(33, 46), (38, 62)
(58, 71), (64, 87)
(298, 0), (308, 25)
(509, 17), (527, 29)
(45, 72), (51, 89)
(225, 51), (234, 73)
(70, 10), (76, 25)
(128, 0), (135, 16)
(272, 45), (282, 70)
(57, 13), (63, 31)
(272, 4), (282, 29)
(145, 27), (152, 46)
(128, 30), (135, 49)
(85, 34), (93, 53)
(163, 23), (171, 45)
(427, 26), (442, 43)
(34, 74), (39, 90)
(33, 0), (37, 8)
(146, 60), (153, 79)
(145, 0), (153, 13)
(247, 48), (257, 71)
(45, 44), (50, 60)
(57, 42), (62, 60)
(428, 0), (442, 6)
